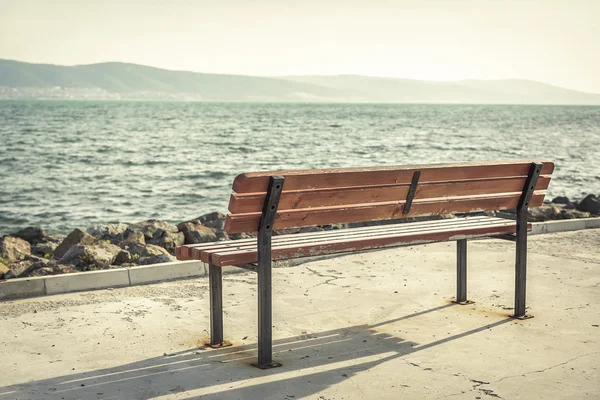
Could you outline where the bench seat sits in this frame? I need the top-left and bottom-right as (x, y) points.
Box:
(177, 216), (523, 266)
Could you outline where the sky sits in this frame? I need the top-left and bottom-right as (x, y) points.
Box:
(1, 0), (599, 93)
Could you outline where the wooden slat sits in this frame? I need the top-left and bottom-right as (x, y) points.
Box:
(229, 176), (551, 214)
(225, 192), (545, 234)
(196, 217), (510, 262)
(176, 216), (501, 260)
(212, 223), (521, 266)
(198, 217), (515, 263)
(232, 160), (554, 193)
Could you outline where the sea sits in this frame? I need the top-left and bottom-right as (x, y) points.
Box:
(1, 101), (599, 236)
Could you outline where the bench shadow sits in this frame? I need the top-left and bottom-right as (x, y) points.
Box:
(0, 304), (512, 400)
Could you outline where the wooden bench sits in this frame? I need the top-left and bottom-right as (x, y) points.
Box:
(176, 160), (554, 369)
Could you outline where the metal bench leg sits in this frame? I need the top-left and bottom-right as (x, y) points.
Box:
(254, 258), (280, 369)
(513, 210), (533, 319)
(208, 264), (230, 348)
(253, 175), (284, 369)
(512, 162), (541, 320)
(454, 239), (473, 305)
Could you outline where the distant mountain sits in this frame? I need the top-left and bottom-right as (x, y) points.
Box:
(282, 75), (600, 105)
(1, 59), (599, 104)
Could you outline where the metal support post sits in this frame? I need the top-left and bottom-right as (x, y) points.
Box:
(454, 239), (472, 304)
(253, 176), (284, 369)
(512, 162), (542, 319)
(208, 263), (230, 347)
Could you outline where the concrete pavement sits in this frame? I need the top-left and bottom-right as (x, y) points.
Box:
(1, 229), (599, 399)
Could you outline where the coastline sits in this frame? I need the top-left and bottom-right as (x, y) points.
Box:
(1, 194), (598, 282)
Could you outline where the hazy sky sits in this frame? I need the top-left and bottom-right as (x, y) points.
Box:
(1, 0), (599, 93)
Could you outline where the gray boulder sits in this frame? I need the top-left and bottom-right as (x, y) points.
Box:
(114, 249), (132, 265)
(577, 194), (600, 214)
(3, 260), (35, 279)
(177, 221), (217, 244)
(12, 226), (47, 245)
(559, 209), (590, 219)
(58, 242), (121, 270)
(0, 236), (31, 262)
(197, 211), (226, 226)
(54, 229), (97, 259)
(87, 223), (129, 242)
(0, 263), (8, 279)
(528, 205), (561, 222)
(148, 230), (184, 253)
(122, 244), (170, 263)
(121, 229), (146, 246)
(138, 254), (176, 265)
(32, 241), (59, 257)
(29, 267), (57, 277)
(551, 196), (572, 205)
(130, 220), (178, 241)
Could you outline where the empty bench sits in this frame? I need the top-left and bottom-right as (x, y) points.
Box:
(176, 160), (554, 368)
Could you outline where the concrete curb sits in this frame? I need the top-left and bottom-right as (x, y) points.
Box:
(530, 217), (600, 235)
(2, 217), (600, 301)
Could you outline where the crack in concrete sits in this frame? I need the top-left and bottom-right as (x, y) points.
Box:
(495, 351), (600, 383)
(438, 352), (600, 400)
(303, 267), (343, 296)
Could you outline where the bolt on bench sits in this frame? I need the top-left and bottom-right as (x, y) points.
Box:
(177, 160), (554, 369)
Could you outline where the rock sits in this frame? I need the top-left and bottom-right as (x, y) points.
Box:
(528, 205), (561, 222)
(57, 265), (75, 274)
(143, 244), (170, 256)
(3, 260), (35, 279)
(215, 231), (230, 241)
(147, 230), (184, 253)
(54, 229), (97, 259)
(551, 196), (570, 204)
(32, 241), (59, 258)
(197, 211), (226, 225)
(130, 220), (178, 241)
(551, 196), (576, 209)
(177, 222), (217, 244)
(274, 227), (302, 236)
(114, 250), (132, 265)
(577, 194), (600, 214)
(12, 226), (47, 244)
(138, 254), (176, 265)
(87, 223), (129, 242)
(559, 209), (590, 219)
(229, 232), (256, 240)
(123, 244), (170, 263)
(28, 267), (57, 277)
(87, 225), (107, 238)
(0, 236), (31, 262)
(121, 229), (146, 246)
(58, 242), (121, 270)
(0, 263), (9, 278)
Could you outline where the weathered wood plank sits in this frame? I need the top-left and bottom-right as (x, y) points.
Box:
(212, 224), (520, 266)
(196, 217), (512, 262)
(198, 218), (516, 263)
(232, 160), (554, 193)
(229, 176), (551, 213)
(176, 216), (497, 260)
(225, 192), (545, 233)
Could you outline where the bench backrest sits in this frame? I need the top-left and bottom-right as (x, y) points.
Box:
(225, 160), (554, 234)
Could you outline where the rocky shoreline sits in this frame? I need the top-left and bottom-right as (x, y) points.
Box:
(1, 195), (599, 281)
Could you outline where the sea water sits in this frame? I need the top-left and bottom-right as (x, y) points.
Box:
(1, 101), (599, 235)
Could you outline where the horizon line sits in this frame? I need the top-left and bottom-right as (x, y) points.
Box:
(3, 57), (600, 96)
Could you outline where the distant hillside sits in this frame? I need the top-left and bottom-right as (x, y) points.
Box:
(282, 75), (600, 105)
(0, 59), (353, 102)
(1, 59), (600, 104)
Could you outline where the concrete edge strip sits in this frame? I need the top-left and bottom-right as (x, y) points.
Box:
(2, 217), (599, 301)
